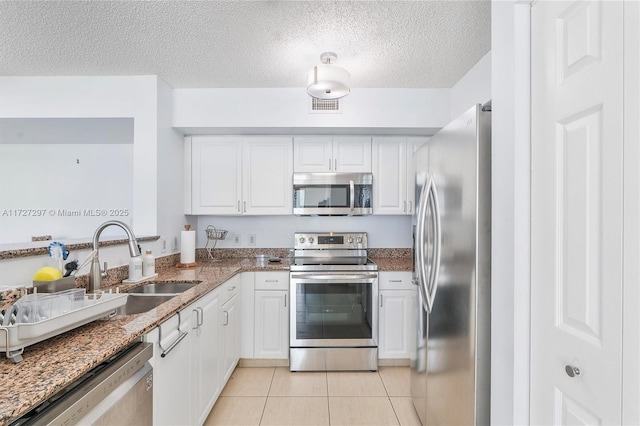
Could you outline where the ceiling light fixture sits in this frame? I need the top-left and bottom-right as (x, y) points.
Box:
(307, 52), (350, 100)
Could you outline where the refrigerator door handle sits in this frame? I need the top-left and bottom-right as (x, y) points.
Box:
(424, 178), (442, 312)
(415, 175), (432, 312)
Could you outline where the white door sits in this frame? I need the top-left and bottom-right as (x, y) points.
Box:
(372, 136), (407, 215)
(222, 293), (240, 382)
(194, 290), (222, 424)
(333, 136), (372, 172)
(293, 136), (332, 172)
(254, 290), (289, 359)
(191, 136), (242, 215)
(531, 1), (623, 424)
(242, 136), (293, 215)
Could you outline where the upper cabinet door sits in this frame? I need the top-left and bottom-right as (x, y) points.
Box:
(333, 136), (372, 173)
(372, 136), (406, 215)
(293, 136), (332, 172)
(242, 136), (293, 215)
(190, 136), (242, 215)
(406, 137), (428, 215)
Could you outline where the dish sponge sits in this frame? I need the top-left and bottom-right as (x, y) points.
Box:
(33, 266), (63, 281)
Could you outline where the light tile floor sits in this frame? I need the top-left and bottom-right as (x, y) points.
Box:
(204, 366), (421, 426)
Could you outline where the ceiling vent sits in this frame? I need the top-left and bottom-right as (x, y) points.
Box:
(309, 97), (342, 114)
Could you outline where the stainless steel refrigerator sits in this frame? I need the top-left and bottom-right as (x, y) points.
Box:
(410, 103), (491, 425)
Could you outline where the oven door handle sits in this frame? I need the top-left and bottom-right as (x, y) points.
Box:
(290, 273), (378, 281)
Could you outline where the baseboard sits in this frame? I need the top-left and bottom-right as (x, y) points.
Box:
(378, 358), (410, 367)
(238, 358), (289, 367)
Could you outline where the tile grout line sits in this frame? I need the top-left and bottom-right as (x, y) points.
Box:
(258, 367), (277, 425)
(326, 371), (332, 425)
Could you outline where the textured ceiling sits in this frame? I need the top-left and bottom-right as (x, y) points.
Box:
(0, 1), (491, 89)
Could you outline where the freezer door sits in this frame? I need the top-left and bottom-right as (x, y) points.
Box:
(411, 104), (491, 426)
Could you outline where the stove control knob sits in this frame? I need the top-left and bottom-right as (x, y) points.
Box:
(308, 237), (314, 243)
(347, 237), (353, 244)
(356, 237), (362, 244)
(299, 237), (306, 244)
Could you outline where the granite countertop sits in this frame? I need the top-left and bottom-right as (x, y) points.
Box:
(0, 255), (410, 424)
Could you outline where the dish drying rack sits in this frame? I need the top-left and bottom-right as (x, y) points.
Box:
(204, 225), (228, 261)
(0, 289), (127, 363)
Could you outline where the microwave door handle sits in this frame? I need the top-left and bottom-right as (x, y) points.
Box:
(349, 180), (355, 214)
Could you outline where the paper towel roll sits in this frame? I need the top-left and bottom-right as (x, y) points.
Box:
(180, 230), (196, 264)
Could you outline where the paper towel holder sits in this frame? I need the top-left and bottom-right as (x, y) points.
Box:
(176, 224), (198, 269)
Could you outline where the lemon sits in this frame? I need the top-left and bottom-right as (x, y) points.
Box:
(33, 266), (63, 281)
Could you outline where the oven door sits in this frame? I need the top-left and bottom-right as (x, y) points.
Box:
(290, 271), (378, 348)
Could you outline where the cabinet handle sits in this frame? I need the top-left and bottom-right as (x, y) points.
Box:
(192, 309), (199, 329)
(228, 286), (236, 291)
(380, 295), (383, 307)
(409, 201), (413, 213)
(159, 311), (188, 358)
(244, 201), (247, 213)
(237, 200), (241, 212)
(197, 307), (204, 326)
(284, 293), (287, 308)
(389, 280), (402, 283)
(223, 311), (229, 326)
(403, 201), (407, 212)
(334, 159), (337, 171)
(329, 159), (332, 171)
(265, 280), (279, 283)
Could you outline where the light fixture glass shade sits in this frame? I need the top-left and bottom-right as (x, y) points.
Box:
(307, 63), (350, 100)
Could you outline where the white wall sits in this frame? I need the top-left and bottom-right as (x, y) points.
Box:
(451, 52), (492, 119)
(491, 1), (531, 425)
(0, 76), (186, 286)
(173, 88), (450, 133)
(156, 78), (188, 256)
(0, 143), (133, 242)
(0, 76), (159, 236)
(194, 215), (412, 249)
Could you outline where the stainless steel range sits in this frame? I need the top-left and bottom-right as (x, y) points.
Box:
(289, 232), (378, 371)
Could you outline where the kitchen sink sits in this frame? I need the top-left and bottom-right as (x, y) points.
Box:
(127, 281), (200, 295)
(116, 294), (176, 315)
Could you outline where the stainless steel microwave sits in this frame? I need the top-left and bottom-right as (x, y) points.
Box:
(293, 173), (372, 216)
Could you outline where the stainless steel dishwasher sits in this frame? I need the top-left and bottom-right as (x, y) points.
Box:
(11, 341), (153, 426)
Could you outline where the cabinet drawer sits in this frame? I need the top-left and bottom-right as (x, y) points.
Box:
(255, 272), (289, 290)
(220, 277), (240, 304)
(379, 271), (415, 291)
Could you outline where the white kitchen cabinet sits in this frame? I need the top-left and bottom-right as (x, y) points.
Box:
(239, 272), (255, 359)
(188, 136), (242, 215)
(378, 271), (417, 360)
(185, 135), (292, 215)
(293, 136), (372, 173)
(192, 286), (223, 424)
(145, 308), (194, 425)
(220, 277), (240, 383)
(242, 137), (293, 214)
(254, 271), (290, 359)
(372, 136), (427, 215)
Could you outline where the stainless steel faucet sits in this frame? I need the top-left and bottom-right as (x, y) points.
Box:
(89, 220), (141, 293)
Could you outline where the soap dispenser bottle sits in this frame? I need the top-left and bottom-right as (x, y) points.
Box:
(128, 256), (143, 281)
(142, 250), (155, 277)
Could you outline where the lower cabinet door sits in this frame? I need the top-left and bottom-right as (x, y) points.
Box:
(379, 290), (417, 359)
(222, 293), (240, 383)
(193, 288), (222, 424)
(254, 290), (289, 359)
(146, 310), (193, 426)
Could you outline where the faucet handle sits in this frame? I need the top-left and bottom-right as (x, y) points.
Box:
(102, 261), (108, 278)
